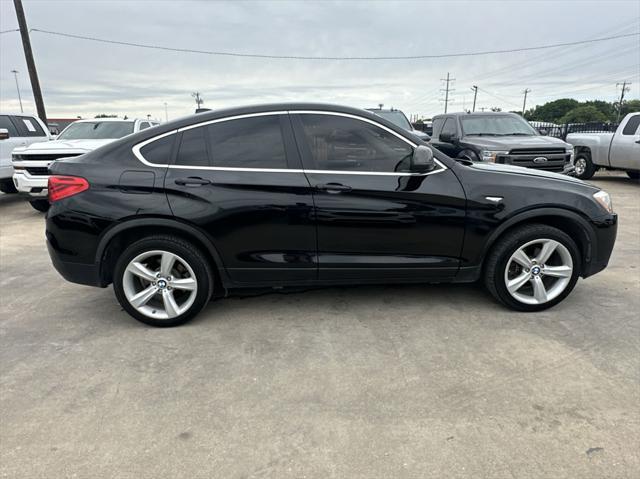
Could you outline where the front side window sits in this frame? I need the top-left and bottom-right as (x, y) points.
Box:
(176, 127), (209, 167)
(431, 118), (444, 140)
(299, 114), (413, 173)
(206, 115), (286, 168)
(441, 118), (457, 138)
(58, 121), (135, 140)
(139, 122), (151, 131)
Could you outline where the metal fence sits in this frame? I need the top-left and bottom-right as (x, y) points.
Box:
(529, 121), (619, 140)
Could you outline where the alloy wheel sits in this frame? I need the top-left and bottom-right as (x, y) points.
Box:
(574, 157), (587, 177)
(504, 238), (573, 306)
(122, 250), (198, 320)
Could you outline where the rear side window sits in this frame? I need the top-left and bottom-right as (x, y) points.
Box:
(176, 127), (209, 167)
(299, 114), (413, 173)
(622, 115), (640, 135)
(206, 116), (287, 169)
(0, 115), (18, 136)
(14, 116), (46, 137)
(140, 135), (175, 165)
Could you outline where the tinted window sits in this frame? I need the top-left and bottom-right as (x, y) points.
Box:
(176, 127), (209, 167)
(0, 115), (18, 136)
(14, 116), (46, 137)
(206, 116), (286, 168)
(139, 122), (151, 131)
(622, 115), (640, 135)
(441, 118), (457, 138)
(299, 114), (413, 173)
(371, 110), (412, 130)
(140, 135), (175, 165)
(431, 118), (444, 140)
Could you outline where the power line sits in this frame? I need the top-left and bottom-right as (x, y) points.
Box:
(0, 28), (20, 34)
(25, 28), (640, 61)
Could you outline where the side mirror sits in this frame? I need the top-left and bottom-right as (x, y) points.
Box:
(439, 131), (457, 143)
(0, 128), (9, 140)
(411, 145), (435, 173)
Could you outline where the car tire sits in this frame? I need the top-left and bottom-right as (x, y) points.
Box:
(626, 171), (640, 180)
(113, 235), (214, 327)
(573, 152), (596, 180)
(29, 199), (50, 212)
(458, 150), (479, 162)
(0, 179), (18, 194)
(484, 224), (580, 312)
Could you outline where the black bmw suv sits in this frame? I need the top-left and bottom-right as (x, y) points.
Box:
(46, 103), (617, 327)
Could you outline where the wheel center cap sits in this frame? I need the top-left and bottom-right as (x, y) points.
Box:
(531, 266), (541, 276)
(157, 279), (167, 289)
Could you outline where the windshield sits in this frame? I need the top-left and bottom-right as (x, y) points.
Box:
(57, 121), (135, 140)
(460, 115), (537, 136)
(373, 111), (412, 131)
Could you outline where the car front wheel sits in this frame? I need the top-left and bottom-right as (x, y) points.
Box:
(573, 152), (596, 180)
(484, 224), (580, 312)
(113, 236), (214, 327)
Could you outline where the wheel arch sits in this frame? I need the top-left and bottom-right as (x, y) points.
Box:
(480, 208), (596, 277)
(96, 217), (230, 290)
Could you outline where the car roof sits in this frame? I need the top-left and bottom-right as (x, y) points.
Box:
(73, 118), (145, 123)
(0, 112), (41, 117)
(433, 111), (518, 119)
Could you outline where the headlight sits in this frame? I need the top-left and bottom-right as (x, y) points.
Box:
(593, 190), (613, 213)
(480, 150), (509, 162)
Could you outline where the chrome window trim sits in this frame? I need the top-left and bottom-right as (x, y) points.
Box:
(131, 110), (447, 175)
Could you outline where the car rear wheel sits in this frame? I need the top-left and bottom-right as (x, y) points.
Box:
(573, 152), (596, 180)
(484, 224), (580, 312)
(29, 199), (50, 212)
(113, 236), (214, 327)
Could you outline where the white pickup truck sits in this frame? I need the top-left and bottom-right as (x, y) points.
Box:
(567, 112), (640, 180)
(12, 117), (159, 211)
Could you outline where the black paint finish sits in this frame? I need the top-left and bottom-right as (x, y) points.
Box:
(45, 103), (617, 292)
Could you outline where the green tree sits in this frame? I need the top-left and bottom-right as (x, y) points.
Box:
(527, 98), (579, 123)
(560, 106), (609, 124)
(620, 99), (640, 118)
(583, 100), (616, 122)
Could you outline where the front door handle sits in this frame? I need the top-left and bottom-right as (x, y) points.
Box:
(174, 177), (211, 187)
(314, 182), (352, 194)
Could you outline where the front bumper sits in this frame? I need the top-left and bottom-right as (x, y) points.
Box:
(12, 159), (51, 196)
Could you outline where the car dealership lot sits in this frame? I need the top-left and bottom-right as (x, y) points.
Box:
(1, 173), (638, 478)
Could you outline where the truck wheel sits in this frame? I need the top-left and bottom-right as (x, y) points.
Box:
(573, 152), (596, 180)
(626, 171), (639, 181)
(29, 199), (50, 212)
(457, 150), (479, 162)
(484, 224), (580, 312)
(0, 179), (18, 194)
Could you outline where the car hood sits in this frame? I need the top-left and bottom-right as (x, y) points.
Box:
(18, 139), (116, 152)
(462, 135), (570, 150)
(469, 162), (593, 187)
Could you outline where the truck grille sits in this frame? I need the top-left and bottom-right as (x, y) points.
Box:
(14, 153), (83, 162)
(500, 148), (569, 172)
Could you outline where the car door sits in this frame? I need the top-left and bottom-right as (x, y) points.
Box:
(609, 114), (640, 170)
(290, 112), (466, 282)
(163, 113), (317, 284)
(0, 115), (25, 179)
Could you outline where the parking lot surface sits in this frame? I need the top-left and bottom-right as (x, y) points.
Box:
(1, 172), (639, 478)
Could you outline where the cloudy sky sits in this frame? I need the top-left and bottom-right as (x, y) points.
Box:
(0, 0), (638, 121)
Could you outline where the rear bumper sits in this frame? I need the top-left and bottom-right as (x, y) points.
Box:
(582, 213), (618, 278)
(47, 236), (105, 287)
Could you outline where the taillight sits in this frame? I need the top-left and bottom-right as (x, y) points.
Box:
(48, 176), (89, 202)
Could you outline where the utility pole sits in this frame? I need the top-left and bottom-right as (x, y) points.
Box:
(11, 70), (23, 113)
(13, 0), (47, 123)
(616, 81), (630, 122)
(471, 85), (478, 112)
(440, 72), (455, 113)
(164, 102), (168, 122)
(522, 88), (531, 116)
(192, 92), (203, 110)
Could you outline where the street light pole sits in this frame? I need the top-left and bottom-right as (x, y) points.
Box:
(11, 70), (23, 113)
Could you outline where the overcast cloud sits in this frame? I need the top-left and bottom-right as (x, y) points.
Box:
(0, 0), (638, 121)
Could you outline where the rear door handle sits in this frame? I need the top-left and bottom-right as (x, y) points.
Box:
(314, 183), (352, 194)
(174, 177), (211, 186)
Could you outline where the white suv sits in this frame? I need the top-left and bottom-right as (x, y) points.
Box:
(0, 113), (51, 194)
(12, 117), (159, 211)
